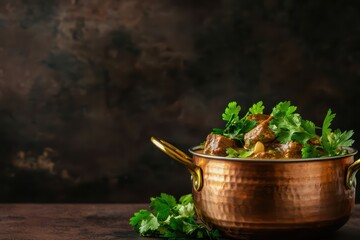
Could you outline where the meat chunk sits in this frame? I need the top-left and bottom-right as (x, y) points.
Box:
(252, 151), (280, 159)
(280, 142), (303, 158)
(271, 142), (303, 158)
(204, 134), (237, 156)
(244, 115), (276, 148)
(247, 114), (271, 124)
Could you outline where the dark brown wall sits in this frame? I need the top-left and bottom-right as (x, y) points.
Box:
(0, 0), (360, 202)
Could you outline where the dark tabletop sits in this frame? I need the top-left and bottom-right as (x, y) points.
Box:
(0, 204), (359, 240)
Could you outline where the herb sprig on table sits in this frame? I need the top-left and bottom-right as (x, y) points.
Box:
(129, 193), (221, 239)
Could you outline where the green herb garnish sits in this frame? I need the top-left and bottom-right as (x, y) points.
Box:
(269, 102), (354, 157)
(269, 101), (318, 145)
(130, 193), (221, 239)
(320, 109), (355, 156)
(226, 147), (254, 158)
(213, 101), (354, 158)
(249, 101), (265, 115)
(212, 101), (264, 143)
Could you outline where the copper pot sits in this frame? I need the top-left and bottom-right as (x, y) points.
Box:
(151, 137), (360, 239)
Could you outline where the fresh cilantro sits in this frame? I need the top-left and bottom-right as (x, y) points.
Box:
(301, 144), (322, 158)
(269, 102), (354, 158)
(226, 148), (254, 158)
(139, 213), (160, 234)
(179, 193), (193, 205)
(249, 101), (264, 114)
(150, 193), (177, 221)
(321, 109), (335, 155)
(129, 209), (159, 234)
(212, 101), (263, 143)
(129, 193), (221, 239)
(222, 101), (240, 122)
(321, 109), (354, 156)
(269, 101), (318, 145)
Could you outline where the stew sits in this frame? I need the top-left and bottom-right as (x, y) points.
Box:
(201, 101), (354, 159)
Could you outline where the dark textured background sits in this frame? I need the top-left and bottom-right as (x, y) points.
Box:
(0, 0), (360, 203)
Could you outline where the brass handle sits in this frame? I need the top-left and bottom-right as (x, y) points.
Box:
(346, 158), (360, 189)
(150, 137), (203, 191)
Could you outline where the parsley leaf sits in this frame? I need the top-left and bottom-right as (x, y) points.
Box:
(226, 148), (254, 158)
(150, 193), (176, 221)
(130, 193), (221, 239)
(321, 109), (335, 155)
(270, 101), (318, 145)
(270, 103), (354, 157)
(212, 101), (262, 143)
(321, 109), (354, 156)
(129, 209), (160, 235)
(301, 144), (322, 158)
(179, 193), (193, 205)
(129, 209), (152, 233)
(249, 101), (264, 114)
(222, 101), (240, 122)
(139, 213), (160, 234)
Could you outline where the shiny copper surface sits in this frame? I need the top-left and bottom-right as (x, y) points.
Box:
(151, 137), (360, 239)
(193, 155), (356, 239)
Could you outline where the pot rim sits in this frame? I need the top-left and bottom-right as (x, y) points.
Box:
(189, 146), (358, 163)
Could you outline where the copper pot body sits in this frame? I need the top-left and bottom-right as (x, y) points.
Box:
(151, 137), (360, 239)
(192, 152), (355, 239)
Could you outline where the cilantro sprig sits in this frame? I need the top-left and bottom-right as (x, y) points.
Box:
(212, 101), (264, 143)
(269, 101), (318, 145)
(269, 101), (354, 158)
(320, 109), (354, 156)
(130, 193), (221, 239)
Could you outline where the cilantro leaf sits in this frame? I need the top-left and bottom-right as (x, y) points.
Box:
(129, 209), (151, 232)
(177, 202), (195, 218)
(211, 127), (223, 135)
(301, 144), (322, 158)
(301, 119), (317, 137)
(226, 147), (254, 158)
(130, 193), (221, 239)
(249, 101), (264, 114)
(331, 129), (355, 147)
(271, 101), (297, 116)
(129, 209), (160, 235)
(222, 101), (240, 122)
(321, 109), (335, 155)
(139, 213), (160, 234)
(212, 101), (257, 143)
(150, 193), (176, 221)
(321, 109), (354, 156)
(270, 101), (318, 145)
(179, 193), (192, 205)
